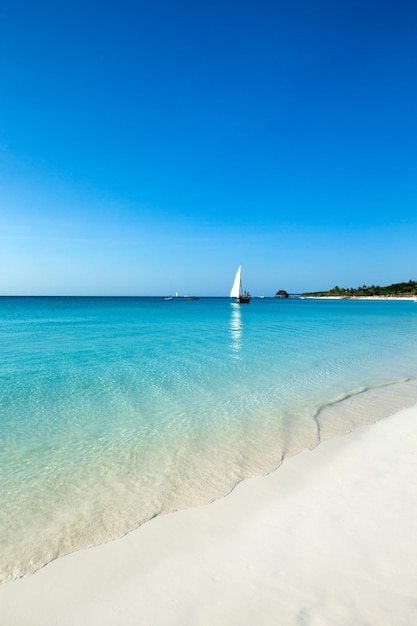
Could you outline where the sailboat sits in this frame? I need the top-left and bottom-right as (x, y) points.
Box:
(230, 265), (251, 304)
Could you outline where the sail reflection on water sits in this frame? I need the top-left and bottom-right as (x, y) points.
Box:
(229, 304), (242, 356)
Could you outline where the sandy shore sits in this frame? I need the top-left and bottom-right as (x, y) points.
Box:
(1, 405), (416, 626)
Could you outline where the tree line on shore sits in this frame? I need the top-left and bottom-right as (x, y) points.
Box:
(302, 280), (417, 298)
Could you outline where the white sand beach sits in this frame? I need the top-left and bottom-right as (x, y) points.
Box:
(1, 404), (416, 626)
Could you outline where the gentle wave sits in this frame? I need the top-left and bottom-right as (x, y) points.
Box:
(315, 377), (417, 441)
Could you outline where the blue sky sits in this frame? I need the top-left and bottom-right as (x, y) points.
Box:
(1, 0), (416, 295)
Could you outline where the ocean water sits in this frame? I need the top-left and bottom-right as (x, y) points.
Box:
(1, 296), (417, 582)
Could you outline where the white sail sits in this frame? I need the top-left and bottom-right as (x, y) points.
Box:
(230, 265), (242, 298)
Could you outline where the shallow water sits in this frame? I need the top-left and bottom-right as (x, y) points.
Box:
(1, 296), (417, 581)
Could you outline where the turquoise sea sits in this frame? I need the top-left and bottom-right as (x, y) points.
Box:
(1, 296), (417, 582)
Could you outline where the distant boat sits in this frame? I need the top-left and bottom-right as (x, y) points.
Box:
(183, 296), (199, 300)
(164, 296), (174, 300)
(230, 265), (251, 304)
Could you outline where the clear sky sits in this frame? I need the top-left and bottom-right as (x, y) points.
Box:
(1, 0), (416, 296)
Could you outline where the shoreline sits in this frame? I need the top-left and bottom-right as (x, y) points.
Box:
(304, 295), (417, 300)
(1, 404), (416, 625)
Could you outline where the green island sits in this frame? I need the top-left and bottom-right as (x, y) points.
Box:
(302, 280), (417, 298)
